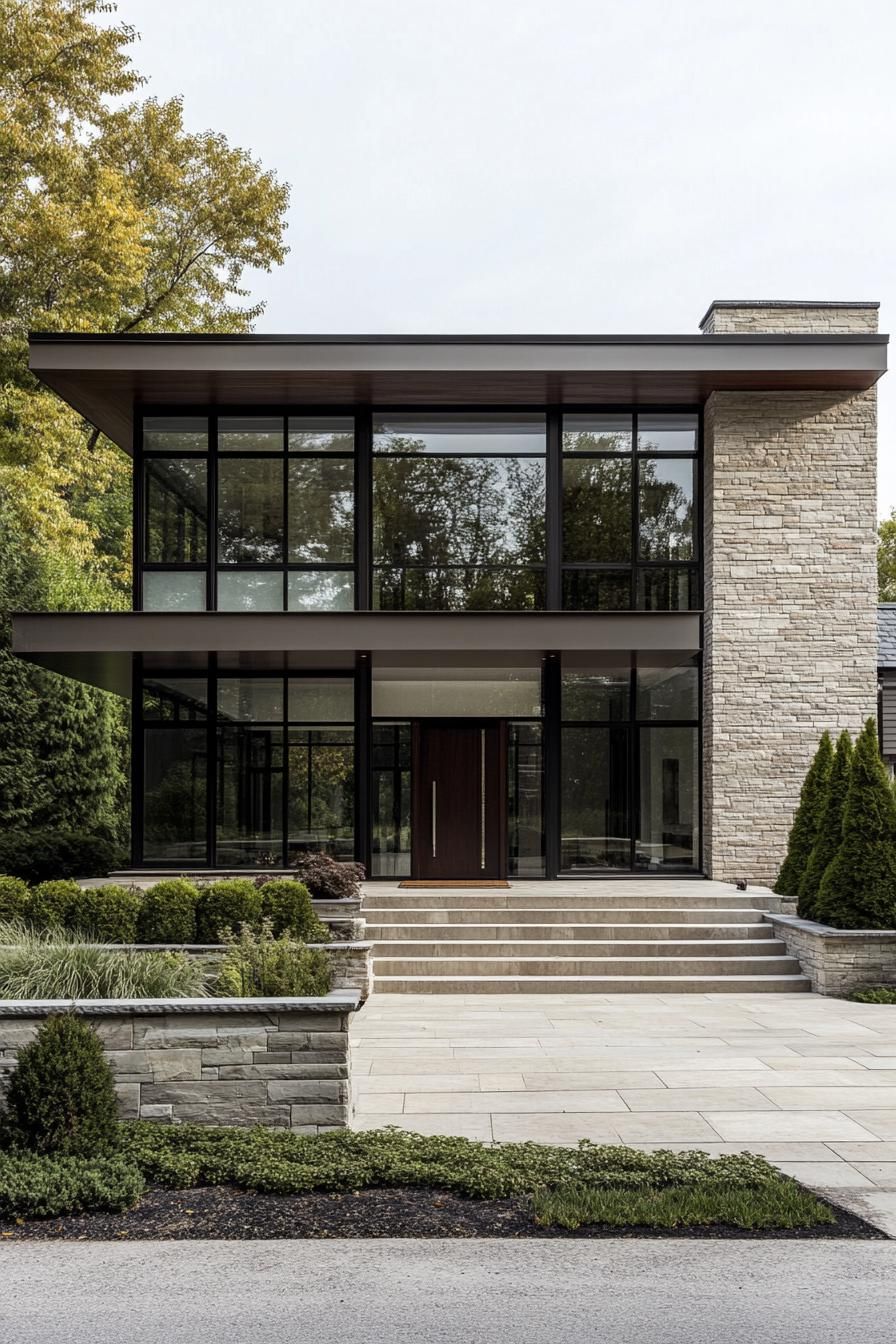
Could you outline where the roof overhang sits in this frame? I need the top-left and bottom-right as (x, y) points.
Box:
(29, 332), (888, 455)
(12, 611), (702, 696)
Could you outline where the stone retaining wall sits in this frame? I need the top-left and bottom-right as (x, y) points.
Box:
(764, 913), (896, 996)
(0, 993), (359, 1131)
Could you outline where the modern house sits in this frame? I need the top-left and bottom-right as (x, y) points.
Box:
(12, 301), (885, 888)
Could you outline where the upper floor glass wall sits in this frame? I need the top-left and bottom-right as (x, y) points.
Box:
(138, 409), (699, 613)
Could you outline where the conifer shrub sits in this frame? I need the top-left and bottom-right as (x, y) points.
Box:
(0, 831), (123, 884)
(195, 879), (262, 943)
(289, 851), (364, 901)
(798, 729), (853, 921)
(259, 878), (329, 941)
(136, 878), (199, 943)
(773, 731), (833, 897)
(1, 1015), (120, 1157)
(27, 879), (82, 928)
(0, 1153), (143, 1219)
(0, 875), (29, 922)
(66, 885), (141, 943)
(815, 718), (896, 929)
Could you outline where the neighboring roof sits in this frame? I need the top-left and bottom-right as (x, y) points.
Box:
(28, 330), (889, 456)
(879, 604), (896, 668)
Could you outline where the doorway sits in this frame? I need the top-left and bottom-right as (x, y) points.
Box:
(412, 720), (506, 880)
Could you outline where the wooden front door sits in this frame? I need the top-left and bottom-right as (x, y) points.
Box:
(413, 721), (506, 880)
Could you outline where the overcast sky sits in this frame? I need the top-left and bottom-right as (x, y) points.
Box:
(110, 0), (895, 512)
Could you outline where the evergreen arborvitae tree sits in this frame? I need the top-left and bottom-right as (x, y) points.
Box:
(3, 1014), (120, 1156)
(815, 719), (896, 930)
(773, 731), (834, 896)
(797, 729), (854, 921)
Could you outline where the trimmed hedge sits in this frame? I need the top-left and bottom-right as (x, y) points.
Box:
(0, 831), (123, 884)
(135, 878), (199, 943)
(66, 885), (141, 943)
(259, 879), (329, 941)
(195, 879), (262, 943)
(27, 879), (82, 928)
(0, 876), (29, 922)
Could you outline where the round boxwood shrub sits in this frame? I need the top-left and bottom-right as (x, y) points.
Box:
(65, 885), (142, 943)
(195, 879), (262, 943)
(27, 879), (83, 929)
(136, 879), (199, 944)
(0, 875), (30, 922)
(259, 878), (329, 941)
(2, 1014), (120, 1157)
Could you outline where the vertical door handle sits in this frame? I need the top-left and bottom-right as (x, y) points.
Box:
(481, 728), (486, 870)
(431, 780), (437, 858)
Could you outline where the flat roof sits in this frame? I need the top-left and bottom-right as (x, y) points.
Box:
(29, 330), (888, 455)
(12, 610), (702, 696)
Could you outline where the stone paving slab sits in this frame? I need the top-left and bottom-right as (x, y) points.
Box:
(351, 991), (896, 1191)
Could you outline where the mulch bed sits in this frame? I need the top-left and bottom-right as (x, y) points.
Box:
(0, 1185), (886, 1240)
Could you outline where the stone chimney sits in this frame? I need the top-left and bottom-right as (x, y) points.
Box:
(699, 300), (879, 335)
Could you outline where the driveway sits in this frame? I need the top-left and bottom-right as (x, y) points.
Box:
(4, 1242), (896, 1343)
(352, 990), (896, 1228)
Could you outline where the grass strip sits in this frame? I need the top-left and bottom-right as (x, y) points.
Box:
(532, 1180), (836, 1231)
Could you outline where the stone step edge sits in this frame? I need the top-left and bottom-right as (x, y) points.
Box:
(371, 956), (800, 966)
(372, 974), (811, 985)
(362, 908), (773, 917)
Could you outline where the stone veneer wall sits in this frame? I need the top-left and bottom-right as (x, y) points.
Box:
(701, 302), (879, 884)
(0, 994), (358, 1131)
(700, 301), (880, 334)
(765, 914), (896, 996)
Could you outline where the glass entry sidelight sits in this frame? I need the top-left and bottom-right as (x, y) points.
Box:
(412, 721), (506, 880)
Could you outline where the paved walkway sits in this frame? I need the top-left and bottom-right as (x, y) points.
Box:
(351, 990), (896, 1223)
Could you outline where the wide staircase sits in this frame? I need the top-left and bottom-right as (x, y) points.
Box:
(363, 884), (810, 993)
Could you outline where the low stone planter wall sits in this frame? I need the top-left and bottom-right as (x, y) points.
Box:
(764, 913), (896, 996)
(0, 992), (359, 1131)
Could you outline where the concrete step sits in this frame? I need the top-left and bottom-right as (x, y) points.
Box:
(363, 906), (770, 926)
(373, 974), (811, 994)
(371, 937), (788, 959)
(364, 891), (779, 911)
(371, 955), (804, 977)
(364, 920), (776, 941)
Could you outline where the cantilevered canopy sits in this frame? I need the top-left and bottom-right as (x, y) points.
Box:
(11, 611), (702, 696)
(28, 331), (888, 455)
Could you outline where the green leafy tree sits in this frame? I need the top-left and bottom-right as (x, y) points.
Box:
(797, 730), (853, 920)
(815, 719), (896, 929)
(773, 732), (834, 896)
(0, 0), (290, 842)
(878, 509), (896, 601)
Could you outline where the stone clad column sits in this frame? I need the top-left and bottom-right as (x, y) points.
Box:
(700, 301), (879, 883)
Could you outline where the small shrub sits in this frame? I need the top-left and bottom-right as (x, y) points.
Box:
(849, 986), (896, 1004)
(290, 851), (364, 901)
(136, 878), (199, 943)
(195, 879), (262, 943)
(774, 731), (833, 897)
(27, 879), (82, 928)
(66, 885), (141, 943)
(816, 718), (896, 929)
(0, 831), (123, 884)
(2, 1014), (120, 1156)
(259, 878), (329, 941)
(0, 1153), (143, 1219)
(215, 921), (331, 998)
(0, 875), (29, 922)
(0, 922), (208, 1000)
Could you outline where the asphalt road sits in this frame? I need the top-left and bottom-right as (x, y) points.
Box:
(3, 1240), (895, 1343)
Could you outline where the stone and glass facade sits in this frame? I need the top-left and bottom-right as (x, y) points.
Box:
(13, 301), (885, 884)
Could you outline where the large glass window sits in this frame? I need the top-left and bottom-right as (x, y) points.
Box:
(217, 457), (283, 564)
(560, 653), (700, 874)
(371, 723), (412, 877)
(562, 412), (698, 611)
(372, 414), (546, 610)
(145, 458), (207, 563)
(372, 667), (542, 718)
(143, 727), (207, 863)
(508, 721), (544, 877)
